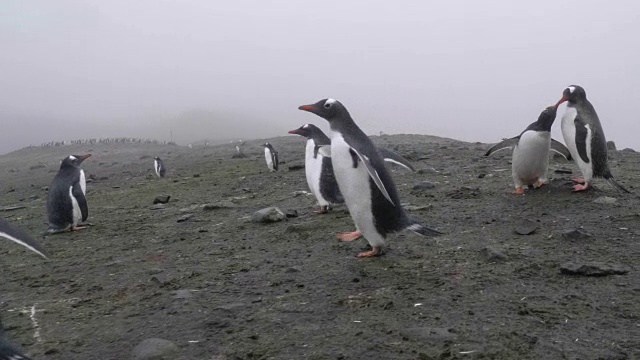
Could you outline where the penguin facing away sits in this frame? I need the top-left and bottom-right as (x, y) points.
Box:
(0, 320), (32, 360)
(485, 106), (572, 194)
(263, 143), (279, 172)
(154, 157), (166, 177)
(298, 98), (442, 258)
(46, 154), (91, 233)
(0, 218), (47, 258)
(288, 124), (344, 213)
(555, 85), (630, 193)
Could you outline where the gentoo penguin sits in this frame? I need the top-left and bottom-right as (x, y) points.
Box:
(485, 106), (572, 194)
(154, 156), (166, 177)
(46, 154), (91, 233)
(288, 124), (344, 213)
(0, 218), (47, 258)
(263, 143), (279, 172)
(555, 85), (630, 192)
(298, 98), (442, 257)
(0, 320), (32, 360)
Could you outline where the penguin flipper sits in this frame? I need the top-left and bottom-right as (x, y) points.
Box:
(72, 183), (89, 222)
(550, 138), (572, 160)
(378, 148), (416, 172)
(574, 117), (591, 163)
(0, 218), (47, 259)
(349, 148), (395, 206)
(484, 137), (519, 156)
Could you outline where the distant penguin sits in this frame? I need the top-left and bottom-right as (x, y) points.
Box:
(555, 85), (630, 193)
(0, 320), (32, 360)
(485, 106), (572, 194)
(263, 143), (279, 172)
(299, 98), (442, 258)
(0, 218), (47, 258)
(46, 154), (91, 233)
(154, 157), (166, 177)
(288, 124), (344, 213)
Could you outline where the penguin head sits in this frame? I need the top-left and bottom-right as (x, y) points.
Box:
(555, 85), (586, 107)
(536, 106), (558, 131)
(288, 124), (318, 138)
(60, 154), (91, 169)
(154, 156), (161, 161)
(263, 143), (272, 149)
(298, 98), (349, 122)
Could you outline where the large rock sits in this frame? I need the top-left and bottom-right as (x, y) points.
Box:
(153, 195), (171, 204)
(251, 207), (286, 223)
(132, 338), (179, 360)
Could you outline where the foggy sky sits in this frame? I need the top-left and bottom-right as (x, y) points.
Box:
(2, 0), (639, 153)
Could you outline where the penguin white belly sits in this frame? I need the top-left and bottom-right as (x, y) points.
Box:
(512, 131), (551, 185)
(561, 107), (593, 182)
(305, 140), (328, 206)
(80, 169), (87, 194)
(264, 148), (274, 170)
(154, 160), (160, 177)
(330, 133), (386, 248)
(69, 186), (82, 226)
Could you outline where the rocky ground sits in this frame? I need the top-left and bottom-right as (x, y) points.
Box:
(0, 134), (638, 360)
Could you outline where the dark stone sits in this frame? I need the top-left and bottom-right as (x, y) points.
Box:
(177, 214), (193, 223)
(153, 195), (171, 204)
(562, 228), (591, 240)
(560, 262), (630, 276)
(193, 174), (200, 178)
(203, 202), (233, 210)
(285, 209), (299, 218)
(514, 219), (538, 235)
(554, 168), (573, 174)
(150, 204), (166, 210)
(288, 164), (305, 171)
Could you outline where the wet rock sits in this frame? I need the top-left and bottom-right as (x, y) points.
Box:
(562, 228), (591, 240)
(132, 338), (179, 360)
(481, 246), (508, 261)
(288, 163), (305, 171)
(203, 202), (233, 210)
(153, 195), (171, 204)
(560, 262), (630, 276)
(554, 168), (573, 174)
(285, 209), (299, 218)
(514, 219), (538, 235)
(606, 141), (617, 151)
(593, 196), (617, 205)
(251, 207), (286, 223)
(150, 204), (166, 211)
(177, 214), (193, 223)
(412, 181), (436, 191)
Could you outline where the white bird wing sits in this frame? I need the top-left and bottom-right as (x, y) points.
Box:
(350, 147), (395, 206)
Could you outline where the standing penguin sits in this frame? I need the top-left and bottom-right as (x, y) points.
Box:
(0, 320), (32, 360)
(485, 106), (572, 194)
(154, 156), (166, 177)
(263, 143), (279, 172)
(288, 124), (344, 213)
(555, 85), (630, 192)
(46, 154), (91, 233)
(0, 218), (47, 258)
(298, 98), (442, 258)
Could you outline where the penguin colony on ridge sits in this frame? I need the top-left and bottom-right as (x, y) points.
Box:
(298, 98), (442, 257)
(154, 156), (166, 177)
(46, 154), (91, 233)
(485, 106), (572, 194)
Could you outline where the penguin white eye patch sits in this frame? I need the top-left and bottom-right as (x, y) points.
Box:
(325, 98), (336, 107)
(568, 86), (575, 94)
(69, 155), (77, 160)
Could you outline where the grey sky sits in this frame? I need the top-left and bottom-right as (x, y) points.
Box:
(1, 0), (639, 153)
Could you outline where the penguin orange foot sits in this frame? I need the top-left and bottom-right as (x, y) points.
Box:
(337, 231), (362, 242)
(572, 177), (586, 184)
(573, 183), (591, 192)
(71, 226), (87, 231)
(513, 187), (525, 195)
(356, 247), (382, 258)
(313, 206), (329, 214)
(535, 181), (546, 188)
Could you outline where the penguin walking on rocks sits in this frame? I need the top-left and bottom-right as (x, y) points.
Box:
(485, 106), (572, 194)
(0, 218), (47, 258)
(288, 124), (344, 213)
(555, 85), (630, 192)
(154, 157), (166, 177)
(0, 320), (32, 360)
(299, 98), (442, 258)
(263, 143), (279, 172)
(46, 154), (91, 233)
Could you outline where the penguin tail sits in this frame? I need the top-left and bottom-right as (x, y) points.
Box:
(405, 220), (443, 237)
(604, 175), (632, 194)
